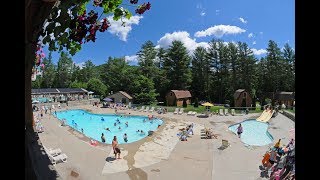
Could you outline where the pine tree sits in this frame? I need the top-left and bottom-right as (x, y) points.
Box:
(165, 40), (192, 90)
(137, 41), (158, 80)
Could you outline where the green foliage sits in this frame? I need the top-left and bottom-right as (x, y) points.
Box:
(87, 78), (108, 97)
(100, 57), (134, 92)
(34, 38), (294, 108)
(41, 0), (147, 56)
(165, 40), (192, 90)
(137, 41), (158, 80)
(191, 46), (209, 100)
(32, 76), (43, 88)
(69, 80), (87, 89)
(55, 51), (74, 87)
(41, 51), (56, 88)
(131, 75), (158, 104)
(265, 98), (272, 105)
(194, 98), (199, 108)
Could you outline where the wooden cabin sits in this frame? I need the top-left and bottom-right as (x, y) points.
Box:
(234, 89), (252, 107)
(165, 90), (192, 106)
(106, 91), (133, 105)
(275, 92), (295, 108)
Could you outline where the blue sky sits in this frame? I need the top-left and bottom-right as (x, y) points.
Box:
(43, 0), (295, 67)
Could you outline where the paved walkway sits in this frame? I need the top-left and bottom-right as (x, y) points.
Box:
(37, 105), (294, 180)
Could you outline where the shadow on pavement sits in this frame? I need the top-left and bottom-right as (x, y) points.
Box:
(25, 128), (62, 180)
(106, 156), (117, 162)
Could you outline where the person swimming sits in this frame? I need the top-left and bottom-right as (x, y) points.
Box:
(101, 117), (105, 121)
(123, 133), (128, 143)
(105, 127), (110, 131)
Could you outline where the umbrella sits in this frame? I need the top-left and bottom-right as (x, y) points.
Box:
(201, 102), (214, 107)
(103, 97), (113, 102)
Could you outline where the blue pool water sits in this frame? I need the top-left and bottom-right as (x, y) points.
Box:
(228, 119), (273, 146)
(55, 109), (163, 144)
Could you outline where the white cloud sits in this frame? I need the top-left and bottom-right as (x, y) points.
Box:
(239, 17), (247, 24)
(157, 31), (209, 54)
(248, 33), (254, 38)
(252, 41), (256, 45)
(75, 62), (85, 69)
(107, 15), (143, 41)
(124, 55), (138, 63)
(200, 12), (206, 16)
(194, 25), (246, 38)
(251, 48), (267, 55)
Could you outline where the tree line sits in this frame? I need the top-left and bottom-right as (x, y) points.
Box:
(32, 39), (295, 106)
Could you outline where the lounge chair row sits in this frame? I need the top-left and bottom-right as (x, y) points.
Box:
(218, 109), (240, 116)
(173, 108), (184, 115)
(43, 145), (68, 165)
(187, 111), (197, 116)
(137, 106), (155, 112)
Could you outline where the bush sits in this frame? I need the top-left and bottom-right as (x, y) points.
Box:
(265, 98), (272, 105)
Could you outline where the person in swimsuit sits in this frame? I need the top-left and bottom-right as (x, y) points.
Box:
(101, 133), (106, 143)
(112, 136), (121, 159)
(237, 123), (243, 138)
(123, 133), (128, 143)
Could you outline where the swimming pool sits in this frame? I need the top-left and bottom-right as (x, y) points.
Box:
(55, 109), (163, 144)
(228, 119), (273, 146)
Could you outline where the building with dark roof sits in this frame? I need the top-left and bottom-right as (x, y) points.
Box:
(275, 92), (295, 107)
(31, 88), (89, 102)
(165, 90), (192, 106)
(106, 91), (133, 104)
(234, 89), (252, 107)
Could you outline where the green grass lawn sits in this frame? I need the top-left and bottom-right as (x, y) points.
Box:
(135, 104), (263, 114)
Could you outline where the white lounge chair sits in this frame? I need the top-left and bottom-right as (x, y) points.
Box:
(224, 108), (229, 116)
(43, 145), (62, 156)
(178, 108), (184, 115)
(191, 111), (197, 116)
(139, 106), (145, 112)
(48, 153), (68, 165)
(231, 109), (235, 116)
(144, 106), (150, 112)
(149, 107), (155, 112)
(219, 109), (224, 116)
(187, 111), (192, 115)
(173, 108), (179, 114)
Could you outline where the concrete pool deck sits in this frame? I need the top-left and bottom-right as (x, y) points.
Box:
(37, 105), (294, 180)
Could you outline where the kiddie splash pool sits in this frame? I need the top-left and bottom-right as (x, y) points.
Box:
(228, 119), (273, 146)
